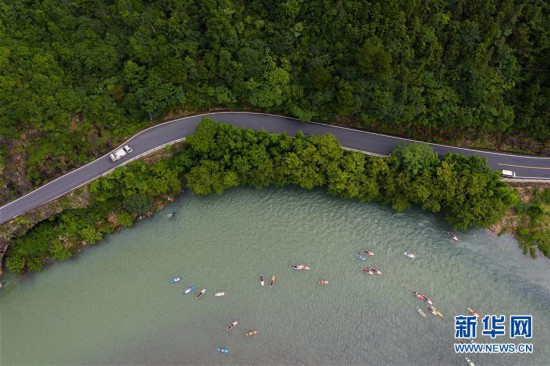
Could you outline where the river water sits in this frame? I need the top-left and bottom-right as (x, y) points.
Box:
(1, 187), (549, 365)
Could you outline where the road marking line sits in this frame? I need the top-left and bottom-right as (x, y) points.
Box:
(1, 111), (549, 219)
(497, 163), (550, 170)
(0, 138), (186, 223)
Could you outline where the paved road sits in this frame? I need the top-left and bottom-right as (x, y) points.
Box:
(1, 112), (549, 224)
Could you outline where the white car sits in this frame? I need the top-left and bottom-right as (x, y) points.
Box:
(109, 145), (133, 162)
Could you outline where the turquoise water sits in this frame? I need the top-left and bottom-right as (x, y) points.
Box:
(1, 187), (549, 365)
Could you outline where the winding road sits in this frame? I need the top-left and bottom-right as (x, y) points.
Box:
(1, 112), (549, 224)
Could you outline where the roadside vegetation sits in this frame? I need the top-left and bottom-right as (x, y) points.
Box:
(182, 120), (518, 231)
(497, 188), (550, 258)
(6, 120), (527, 275)
(1, 0), (549, 204)
(5, 148), (186, 273)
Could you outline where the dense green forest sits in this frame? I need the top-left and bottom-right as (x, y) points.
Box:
(7, 119), (527, 274)
(0, 0), (549, 202)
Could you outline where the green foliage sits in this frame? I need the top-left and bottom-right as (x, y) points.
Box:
(123, 194), (154, 214)
(434, 153), (517, 229)
(356, 40), (393, 81)
(6, 149), (186, 274)
(514, 188), (550, 258)
(80, 226), (103, 244)
(6, 252), (26, 273)
(391, 143), (439, 176)
(0, 0), (548, 212)
(248, 66), (291, 108)
(14, 216), (28, 225)
(517, 229), (541, 258)
(49, 240), (72, 261)
(26, 257), (45, 272)
(117, 211), (134, 227)
(186, 160), (239, 195)
(182, 120), (516, 232)
(527, 202), (546, 223)
(1, 0), (548, 169)
(536, 189), (550, 205)
(0, 145), (6, 171)
(185, 119), (220, 155)
(537, 231), (550, 258)
(6, 222), (55, 273)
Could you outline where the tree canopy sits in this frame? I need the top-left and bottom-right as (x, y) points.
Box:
(1, 0), (548, 200)
(181, 119), (517, 232)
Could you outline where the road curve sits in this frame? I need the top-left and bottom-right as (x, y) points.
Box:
(1, 112), (549, 224)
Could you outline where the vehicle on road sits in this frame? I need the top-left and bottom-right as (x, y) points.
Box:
(501, 170), (516, 178)
(109, 145), (133, 162)
(2, 112), (550, 227)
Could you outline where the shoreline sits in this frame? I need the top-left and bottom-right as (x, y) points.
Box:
(2, 187), (548, 365)
(1, 123), (548, 278)
(0, 144), (186, 277)
(0, 179), (544, 279)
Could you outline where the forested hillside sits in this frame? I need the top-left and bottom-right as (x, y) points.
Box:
(0, 0), (548, 202)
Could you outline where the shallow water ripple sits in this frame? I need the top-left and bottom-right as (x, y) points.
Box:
(1, 187), (549, 365)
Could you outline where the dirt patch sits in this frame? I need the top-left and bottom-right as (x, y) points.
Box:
(489, 187), (535, 236)
(142, 141), (186, 165)
(489, 208), (519, 236)
(0, 137), (34, 205)
(505, 181), (550, 189)
(69, 112), (83, 133)
(0, 187), (92, 243)
(107, 212), (119, 226)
